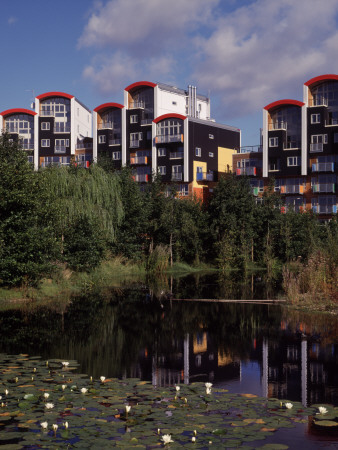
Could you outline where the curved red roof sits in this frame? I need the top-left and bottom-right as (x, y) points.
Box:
(125, 81), (157, 92)
(153, 113), (186, 123)
(36, 91), (74, 100)
(93, 102), (124, 113)
(0, 108), (37, 117)
(304, 74), (338, 87)
(264, 99), (304, 111)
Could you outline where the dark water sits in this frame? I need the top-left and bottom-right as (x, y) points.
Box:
(0, 272), (338, 447)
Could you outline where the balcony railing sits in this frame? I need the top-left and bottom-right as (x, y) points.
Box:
(40, 109), (54, 116)
(309, 96), (328, 107)
(236, 167), (257, 176)
(284, 142), (301, 150)
(54, 146), (67, 154)
(196, 172), (214, 181)
(98, 122), (113, 129)
(54, 124), (70, 133)
(281, 185), (304, 194)
(155, 134), (184, 144)
(135, 174), (149, 182)
(130, 156), (148, 165)
(312, 162), (334, 172)
(109, 139), (121, 146)
(312, 183), (336, 193)
(129, 101), (145, 109)
(130, 140), (140, 148)
(76, 143), (92, 150)
(312, 205), (337, 214)
(21, 143), (34, 150)
(325, 118), (338, 126)
(310, 143), (324, 152)
(269, 121), (287, 130)
(141, 119), (152, 125)
(169, 152), (184, 159)
(238, 145), (262, 153)
(171, 173), (183, 181)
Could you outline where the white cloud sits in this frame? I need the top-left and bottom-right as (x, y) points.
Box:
(8, 16), (17, 25)
(193, 0), (338, 117)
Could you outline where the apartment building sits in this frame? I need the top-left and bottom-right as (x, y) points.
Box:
(93, 81), (240, 200)
(235, 74), (338, 218)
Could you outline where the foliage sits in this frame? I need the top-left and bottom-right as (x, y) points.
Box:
(0, 135), (56, 286)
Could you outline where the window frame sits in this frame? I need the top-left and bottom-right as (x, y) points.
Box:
(269, 137), (279, 147)
(41, 139), (50, 147)
(195, 147), (201, 157)
(41, 122), (50, 131)
(98, 135), (106, 144)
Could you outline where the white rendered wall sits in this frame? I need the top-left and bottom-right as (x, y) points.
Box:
(262, 109), (268, 178)
(0, 116), (3, 134)
(92, 111), (97, 161)
(72, 99), (92, 154)
(156, 89), (187, 117)
(302, 86), (308, 176)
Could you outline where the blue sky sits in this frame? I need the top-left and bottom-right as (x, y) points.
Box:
(1, 0), (338, 146)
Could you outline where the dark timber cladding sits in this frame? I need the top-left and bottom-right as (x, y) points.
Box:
(39, 117), (71, 157)
(188, 119), (240, 179)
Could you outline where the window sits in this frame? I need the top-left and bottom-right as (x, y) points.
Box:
(311, 134), (328, 144)
(209, 134), (214, 139)
(196, 166), (203, 173)
(158, 166), (166, 175)
(112, 152), (121, 160)
(158, 148), (166, 157)
(41, 139), (50, 147)
(311, 113), (320, 124)
(287, 156), (300, 166)
(195, 147), (201, 157)
(41, 122), (50, 130)
(269, 137), (278, 147)
(130, 115), (138, 124)
(99, 135), (106, 144)
(209, 152), (214, 157)
(269, 158), (280, 171)
(179, 184), (189, 196)
(172, 101), (177, 105)
(130, 132), (142, 141)
(146, 131), (152, 140)
(55, 139), (69, 147)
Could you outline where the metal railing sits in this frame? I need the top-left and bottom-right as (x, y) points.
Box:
(76, 143), (92, 150)
(21, 143), (34, 150)
(156, 134), (183, 144)
(312, 183), (336, 193)
(130, 156), (148, 164)
(284, 142), (301, 150)
(109, 139), (121, 146)
(310, 143), (324, 152)
(309, 96), (328, 107)
(54, 146), (67, 153)
(130, 140), (140, 148)
(236, 167), (257, 176)
(135, 174), (149, 182)
(141, 119), (152, 125)
(129, 101), (145, 109)
(269, 121), (287, 130)
(312, 162), (334, 172)
(325, 118), (338, 126)
(171, 173), (183, 181)
(54, 124), (70, 133)
(238, 145), (262, 153)
(196, 172), (214, 181)
(169, 152), (184, 159)
(40, 109), (54, 116)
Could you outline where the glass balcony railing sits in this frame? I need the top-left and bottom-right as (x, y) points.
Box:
(109, 139), (121, 146)
(129, 101), (145, 109)
(236, 167), (257, 176)
(325, 118), (338, 126)
(155, 134), (184, 144)
(312, 183), (336, 193)
(141, 119), (153, 125)
(310, 143), (324, 152)
(269, 121), (287, 130)
(130, 140), (140, 148)
(171, 173), (183, 181)
(169, 152), (184, 159)
(196, 172), (214, 181)
(309, 96), (328, 107)
(135, 174), (149, 182)
(280, 185), (304, 194)
(130, 156), (148, 165)
(21, 143), (34, 150)
(54, 124), (70, 133)
(312, 205), (337, 214)
(76, 143), (92, 150)
(312, 162), (334, 172)
(54, 146), (67, 154)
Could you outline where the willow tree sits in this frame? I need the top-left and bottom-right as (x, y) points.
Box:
(41, 164), (123, 269)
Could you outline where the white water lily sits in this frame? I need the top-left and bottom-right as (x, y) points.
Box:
(33, 368), (37, 372)
(205, 382), (213, 389)
(81, 388), (88, 394)
(161, 434), (174, 445)
(15, 377), (18, 382)
(125, 405), (131, 413)
(285, 402), (293, 409)
(206, 387), (212, 395)
(45, 402), (54, 409)
(43, 393), (50, 399)
(318, 406), (328, 414)
(193, 430), (197, 436)
(5, 390), (9, 395)
(100, 376), (106, 382)
(62, 385), (67, 390)
(40, 421), (48, 429)
(192, 436), (196, 443)
(157, 428), (161, 435)
(175, 385), (180, 392)
(62, 361), (69, 367)
(52, 424), (58, 432)
(64, 421), (69, 429)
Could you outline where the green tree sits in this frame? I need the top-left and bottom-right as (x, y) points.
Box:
(0, 135), (56, 286)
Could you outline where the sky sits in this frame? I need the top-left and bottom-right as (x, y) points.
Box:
(1, 0), (338, 146)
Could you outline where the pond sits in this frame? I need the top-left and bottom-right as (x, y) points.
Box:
(0, 272), (337, 448)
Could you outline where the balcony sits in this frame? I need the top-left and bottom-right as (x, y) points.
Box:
(109, 139), (121, 146)
(312, 205), (337, 214)
(76, 143), (92, 150)
(310, 143), (324, 152)
(239, 145), (262, 153)
(129, 101), (145, 109)
(236, 167), (257, 176)
(325, 118), (338, 126)
(54, 124), (70, 133)
(130, 140), (140, 148)
(155, 134), (184, 144)
(169, 152), (184, 159)
(309, 96), (328, 107)
(280, 185), (304, 194)
(141, 119), (152, 125)
(54, 146), (67, 154)
(284, 142), (301, 150)
(312, 183), (336, 193)
(312, 162), (334, 172)
(98, 122), (114, 129)
(130, 156), (148, 165)
(40, 109), (54, 116)
(269, 121), (287, 130)
(171, 173), (183, 181)
(21, 143), (34, 150)
(196, 172), (214, 182)
(135, 174), (149, 182)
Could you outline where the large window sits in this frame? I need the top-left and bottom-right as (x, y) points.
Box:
(157, 119), (182, 136)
